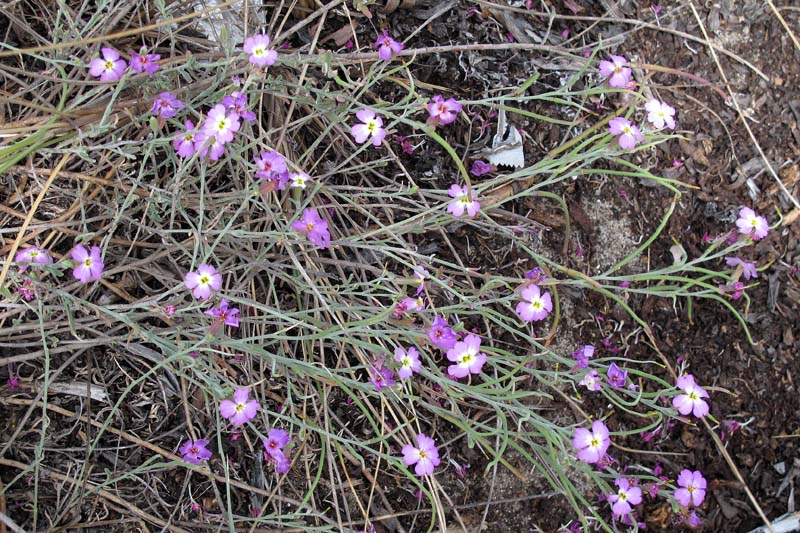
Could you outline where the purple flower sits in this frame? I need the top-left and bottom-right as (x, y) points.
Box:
(130, 49), (160, 77)
(470, 160), (494, 177)
(222, 91), (257, 122)
(608, 117), (643, 150)
(291, 208), (331, 248)
(179, 438), (212, 464)
(351, 109), (387, 146)
(267, 450), (291, 473)
(524, 267), (546, 282)
(579, 370), (601, 391)
(401, 433), (440, 476)
(368, 366), (396, 391)
(88, 47), (127, 82)
(516, 284), (553, 322)
(572, 420), (611, 464)
(71, 244), (104, 283)
(427, 316), (458, 350)
(447, 184), (480, 217)
(205, 298), (240, 328)
(608, 477), (642, 517)
(202, 104), (240, 144)
(219, 388), (259, 426)
(446, 333), (487, 378)
(606, 363), (628, 389)
(374, 31), (403, 61)
(151, 92), (185, 119)
(427, 95), (462, 126)
(254, 150), (289, 188)
(724, 256), (758, 280)
(194, 131), (226, 160)
(15, 246), (52, 268)
(244, 34), (278, 67)
(394, 346), (421, 380)
(184, 264), (222, 300)
(598, 55), (632, 88)
(18, 279), (35, 301)
(572, 345), (595, 369)
(735, 207), (769, 240)
(173, 120), (197, 158)
(645, 99), (676, 130)
(675, 469), (707, 507)
(672, 374), (710, 418)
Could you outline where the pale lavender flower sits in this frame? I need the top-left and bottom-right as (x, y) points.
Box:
(254, 150), (289, 188)
(402, 433), (440, 476)
(516, 284), (553, 322)
(608, 477), (642, 517)
(15, 246), (52, 268)
(289, 171), (310, 189)
(173, 120), (197, 158)
(71, 244), (104, 283)
(446, 333), (487, 378)
(244, 34), (278, 67)
(202, 104), (240, 144)
(291, 208), (331, 248)
(375, 31), (403, 61)
(645, 99), (676, 130)
(724, 256), (758, 280)
(222, 91), (257, 122)
(219, 388), (259, 426)
(194, 131), (226, 160)
(394, 346), (421, 379)
(579, 370), (602, 391)
(184, 264), (222, 300)
(735, 207), (769, 240)
(572, 420), (610, 464)
(598, 55), (632, 88)
(470, 160), (494, 177)
(608, 117), (643, 150)
(368, 366), (395, 391)
(672, 374), (710, 418)
(351, 109), (386, 146)
(675, 469), (707, 507)
(447, 184), (480, 217)
(88, 47), (127, 82)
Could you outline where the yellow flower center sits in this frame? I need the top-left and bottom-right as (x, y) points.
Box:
(531, 301), (542, 310)
(687, 485), (695, 493)
(590, 437), (599, 448)
(419, 450), (427, 459)
(618, 491), (627, 501)
(84, 258), (92, 267)
(306, 222), (314, 232)
(217, 119), (228, 131)
(254, 48), (264, 56)
(200, 275), (209, 284)
(235, 403), (244, 412)
(367, 121), (376, 132)
(461, 354), (473, 365)
(105, 60), (114, 70)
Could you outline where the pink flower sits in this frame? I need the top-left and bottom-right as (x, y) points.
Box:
(516, 284), (553, 322)
(15, 246), (52, 268)
(184, 264), (222, 300)
(267, 449), (291, 473)
(470, 160), (494, 177)
(644, 99), (676, 130)
(606, 363), (628, 389)
(724, 256), (758, 280)
(219, 388), (259, 426)
(71, 244), (104, 283)
(446, 333), (487, 378)
(18, 279), (35, 301)
(735, 207), (769, 240)
(674, 469), (707, 507)
(579, 370), (601, 391)
(205, 298), (240, 328)
(427, 316), (458, 350)
(262, 428), (289, 459)
(572, 420), (610, 463)
(179, 438), (212, 464)
(672, 374), (710, 418)
(374, 31), (404, 61)
(254, 150), (289, 189)
(222, 91), (257, 122)
(607, 477), (642, 517)
(368, 366), (395, 391)
(152, 92), (185, 119)
(244, 34), (278, 67)
(447, 184), (480, 217)
(401, 433), (440, 476)
(88, 47), (127, 82)
(427, 95), (462, 126)
(194, 131), (226, 160)
(608, 117), (643, 150)
(291, 208), (331, 248)
(394, 346), (421, 379)
(202, 104), (240, 144)
(598, 55), (632, 88)
(173, 120), (197, 158)
(350, 109), (387, 146)
(130, 49), (160, 77)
